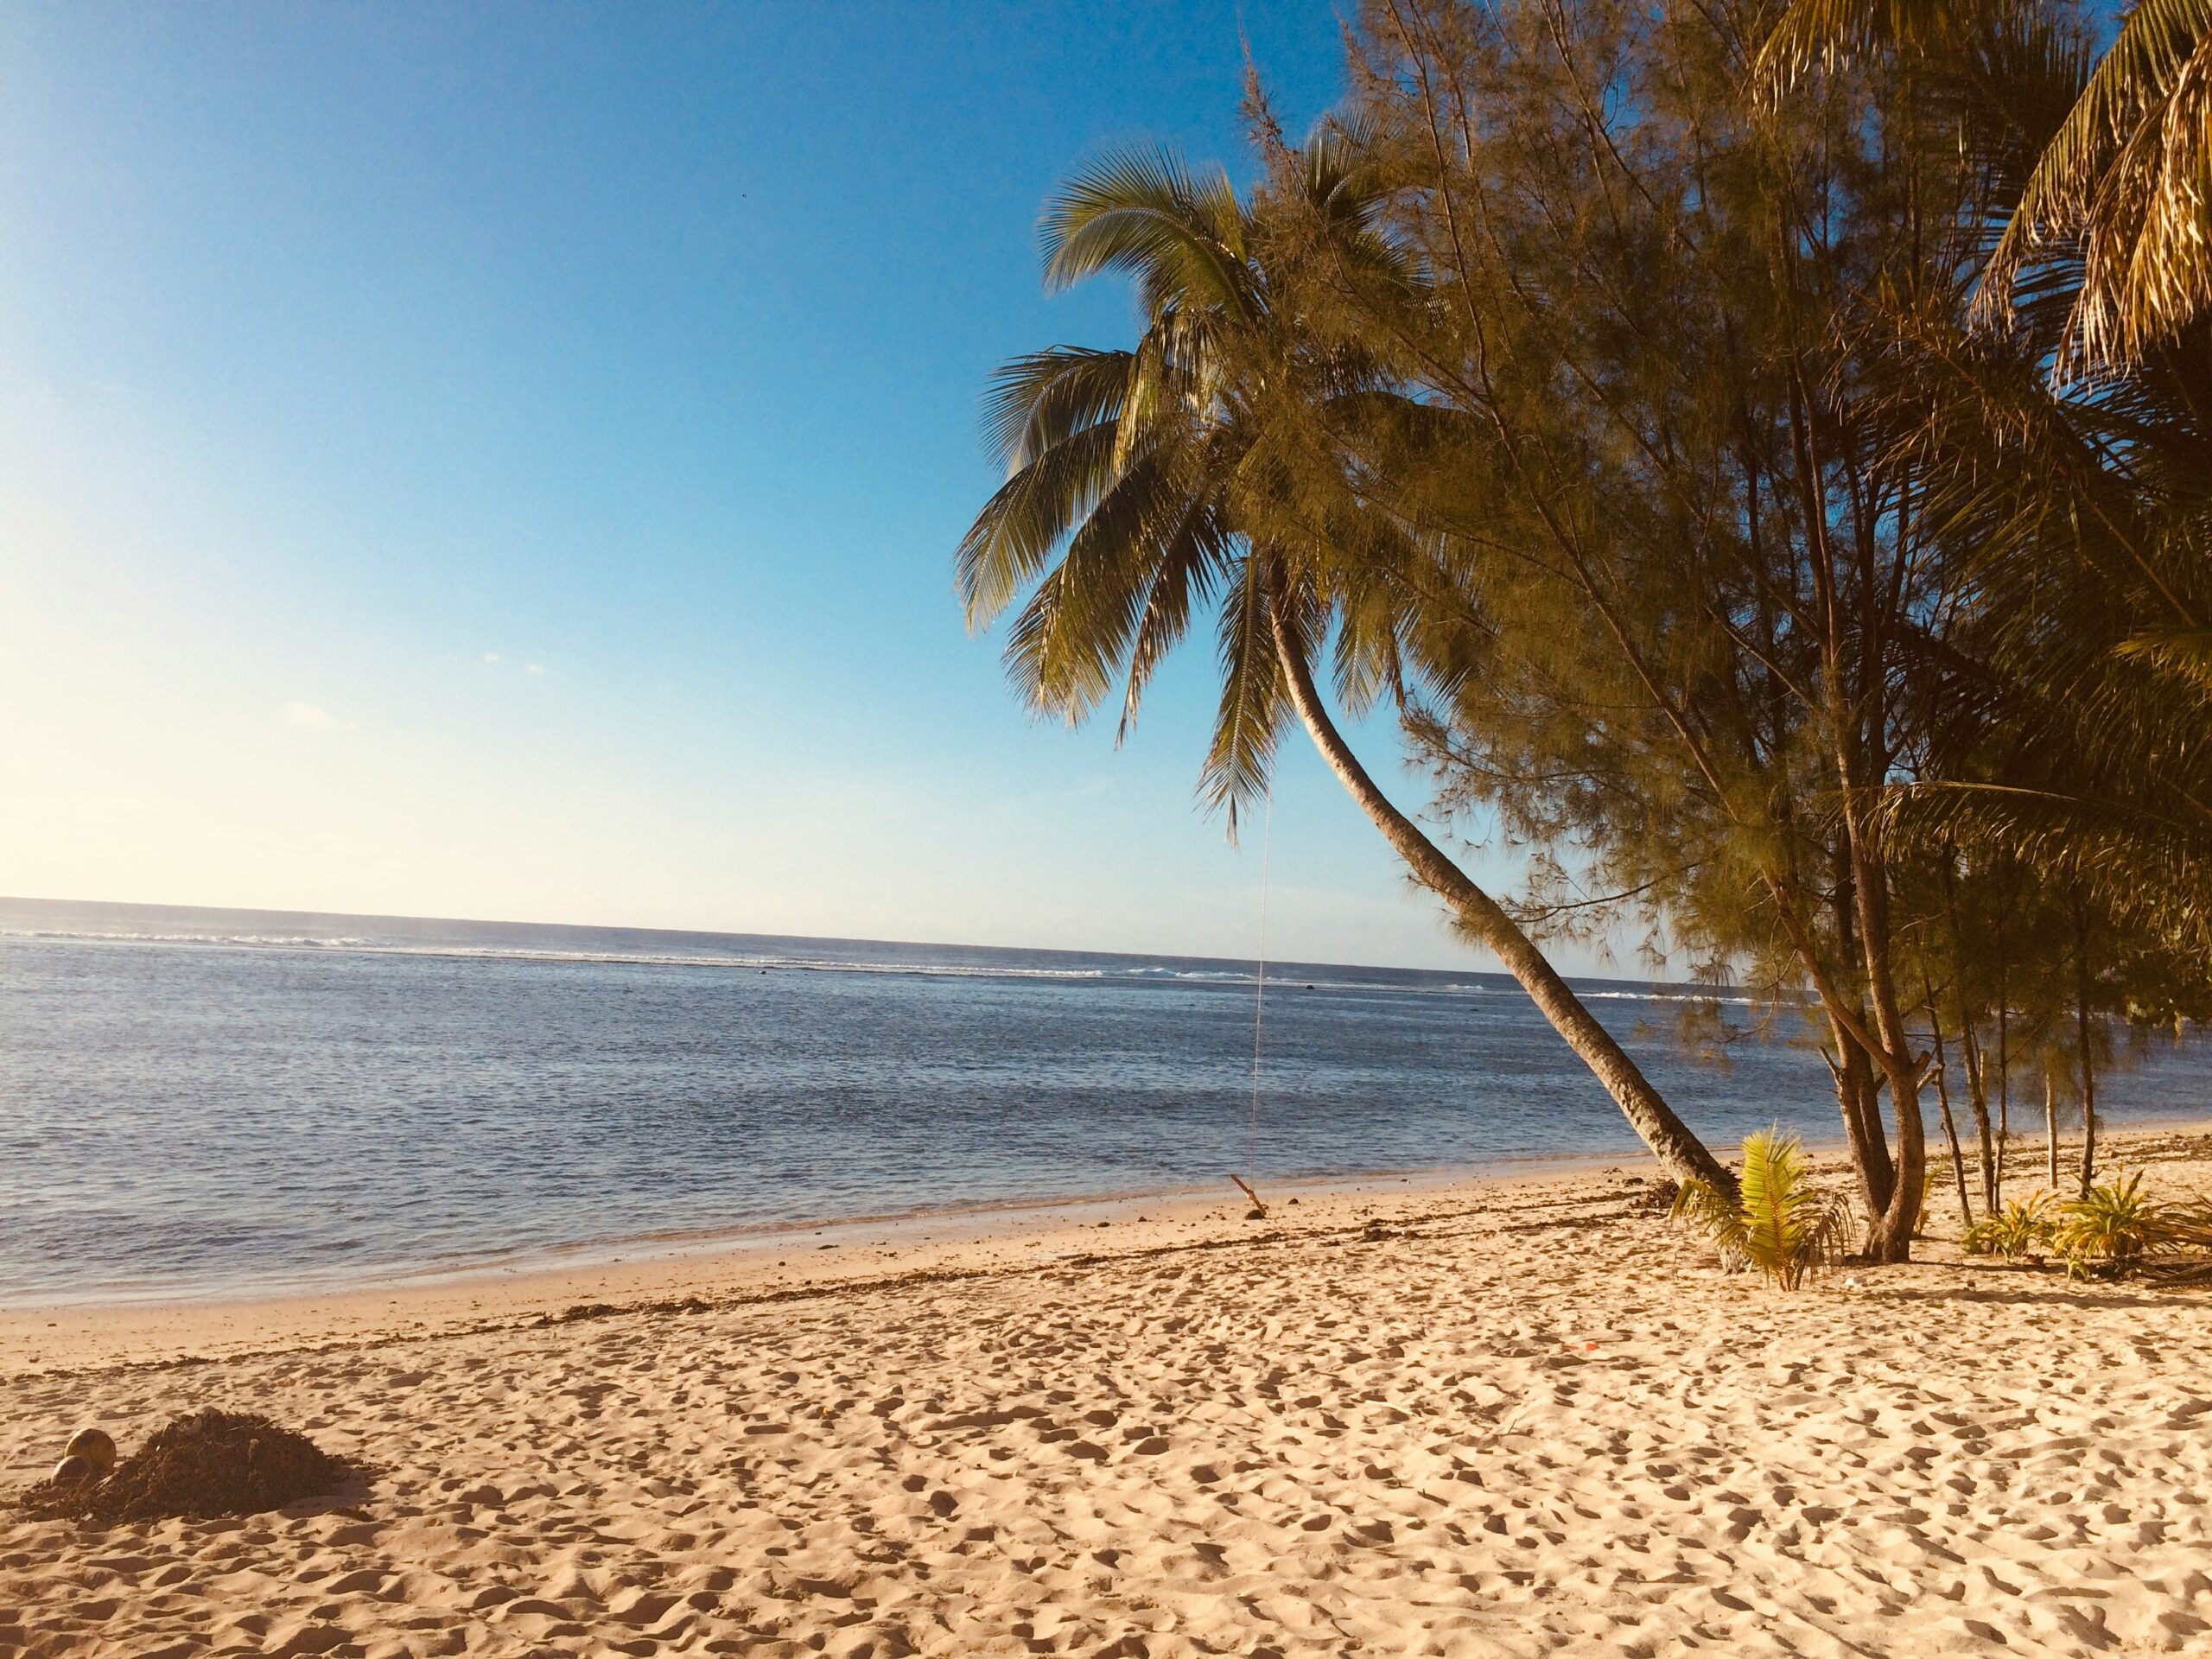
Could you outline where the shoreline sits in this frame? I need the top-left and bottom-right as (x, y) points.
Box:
(11, 1118), (2209, 1378)
(0, 1150), (1649, 1376)
(0, 1144), (1651, 1313)
(15, 1100), (2211, 1325)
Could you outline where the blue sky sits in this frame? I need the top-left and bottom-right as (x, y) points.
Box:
(0, 2), (1641, 974)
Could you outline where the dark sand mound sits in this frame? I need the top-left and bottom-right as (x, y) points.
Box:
(19, 1409), (353, 1522)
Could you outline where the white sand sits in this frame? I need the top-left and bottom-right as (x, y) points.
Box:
(8, 1128), (2212, 1656)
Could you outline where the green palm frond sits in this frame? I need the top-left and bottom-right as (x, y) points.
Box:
(957, 421), (1126, 630)
(1001, 449), (1185, 721)
(1201, 556), (1288, 831)
(1117, 495), (1235, 741)
(1297, 115), (1390, 238)
(1763, 0), (2212, 366)
(1977, 0), (2212, 368)
(1670, 1169), (1751, 1261)
(1113, 323), (1205, 475)
(1331, 585), (1408, 721)
(1674, 1129), (1853, 1290)
(1756, 0), (1962, 86)
(982, 346), (1134, 471)
(1876, 779), (2212, 954)
(2114, 626), (2212, 693)
(1042, 147), (1255, 321)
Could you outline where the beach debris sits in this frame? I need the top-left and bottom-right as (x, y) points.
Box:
(1230, 1174), (1268, 1220)
(549, 1301), (620, 1325)
(64, 1427), (117, 1473)
(17, 1408), (353, 1522)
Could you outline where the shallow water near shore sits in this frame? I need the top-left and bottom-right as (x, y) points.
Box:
(3, 895), (2205, 1305)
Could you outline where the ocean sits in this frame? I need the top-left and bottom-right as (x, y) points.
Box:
(2, 896), (2203, 1306)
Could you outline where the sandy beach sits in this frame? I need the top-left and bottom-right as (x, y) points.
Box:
(9, 1128), (2212, 1657)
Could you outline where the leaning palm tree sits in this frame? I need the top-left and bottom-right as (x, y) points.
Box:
(956, 136), (1732, 1192)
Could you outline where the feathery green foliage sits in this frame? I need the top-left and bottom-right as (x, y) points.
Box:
(1321, 0), (2209, 1262)
(1673, 1131), (1855, 1290)
(1313, 0), (1984, 1257)
(1753, 3), (2212, 999)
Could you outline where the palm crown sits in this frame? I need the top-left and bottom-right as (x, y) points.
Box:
(955, 132), (1411, 830)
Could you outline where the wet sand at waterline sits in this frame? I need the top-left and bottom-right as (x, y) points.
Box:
(9, 1128), (2212, 1657)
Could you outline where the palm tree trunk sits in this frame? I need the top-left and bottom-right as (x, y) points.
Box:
(1923, 999), (1974, 1230)
(1268, 606), (1732, 1197)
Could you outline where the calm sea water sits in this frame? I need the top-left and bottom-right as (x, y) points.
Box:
(2, 897), (2204, 1305)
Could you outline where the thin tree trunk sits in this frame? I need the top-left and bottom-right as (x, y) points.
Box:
(1923, 1002), (1974, 1230)
(2075, 903), (2099, 1198)
(1939, 856), (1993, 1217)
(2045, 1073), (2060, 1191)
(1995, 996), (2010, 1208)
(1822, 866), (1894, 1230)
(1938, 1095), (1971, 1230)
(1267, 604), (1733, 1197)
(1994, 862), (2011, 1208)
(1960, 1019), (1996, 1217)
(2079, 1066), (2098, 1198)
(1822, 649), (1922, 1262)
(1863, 1022), (1925, 1259)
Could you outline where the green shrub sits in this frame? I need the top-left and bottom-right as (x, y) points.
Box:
(1962, 1193), (2056, 1261)
(2052, 1171), (2178, 1277)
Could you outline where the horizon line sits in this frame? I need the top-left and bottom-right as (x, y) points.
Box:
(0, 891), (1712, 990)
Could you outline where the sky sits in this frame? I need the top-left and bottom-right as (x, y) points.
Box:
(0, 2), (1647, 976)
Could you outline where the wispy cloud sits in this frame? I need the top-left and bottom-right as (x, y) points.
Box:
(483, 652), (501, 664)
(282, 700), (339, 733)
